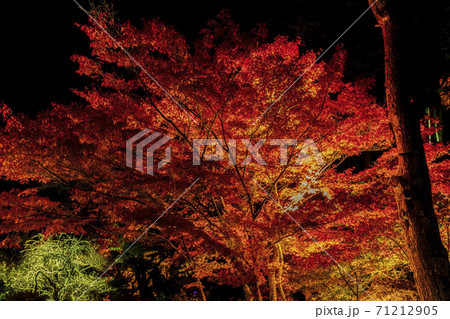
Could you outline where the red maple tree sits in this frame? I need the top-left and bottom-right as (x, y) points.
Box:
(0, 9), (448, 300)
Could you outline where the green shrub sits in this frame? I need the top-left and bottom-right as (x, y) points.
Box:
(2, 234), (112, 300)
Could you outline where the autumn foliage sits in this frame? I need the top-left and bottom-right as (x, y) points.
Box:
(0, 10), (448, 300)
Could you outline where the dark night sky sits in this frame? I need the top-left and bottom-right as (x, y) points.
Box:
(0, 0), (382, 115)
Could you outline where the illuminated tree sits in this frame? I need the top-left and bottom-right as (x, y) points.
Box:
(370, 0), (450, 300)
(0, 234), (111, 300)
(0, 8), (447, 300)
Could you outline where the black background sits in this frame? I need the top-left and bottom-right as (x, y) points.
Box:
(0, 0), (384, 115)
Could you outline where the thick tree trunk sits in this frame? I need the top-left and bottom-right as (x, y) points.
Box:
(370, 0), (450, 300)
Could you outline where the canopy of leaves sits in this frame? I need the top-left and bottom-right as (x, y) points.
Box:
(0, 8), (448, 300)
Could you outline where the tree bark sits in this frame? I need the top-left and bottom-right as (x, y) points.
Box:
(196, 277), (207, 301)
(243, 284), (254, 301)
(256, 283), (263, 301)
(369, 0), (450, 300)
(268, 245), (279, 301)
(277, 244), (286, 301)
(268, 271), (277, 301)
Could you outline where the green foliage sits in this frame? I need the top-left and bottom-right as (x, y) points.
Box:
(0, 234), (112, 300)
(0, 262), (11, 300)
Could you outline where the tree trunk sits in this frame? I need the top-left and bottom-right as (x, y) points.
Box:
(256, 283), (263, 301)
(243, 284), (254, 301)
(277, 244), (286, 301)
(196, 277), (207, 301)
(268, 271), (277, 301)
(369, 0), (450, 300)
(132, 262), (151, 300)
(268, 245), (279, 301)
